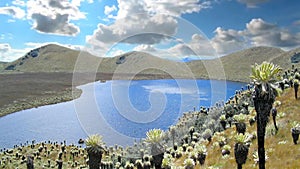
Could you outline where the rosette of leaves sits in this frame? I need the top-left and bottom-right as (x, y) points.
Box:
(195, 143), (207, 165)
(222, 145), (231, 156)
(216, 135), (226, 148)
(135, 160), (143, 169)
(202, 129), (212, 142)
(291, 121), (300, 144)
(184, 158), (195, 169)
(233, 114), (247, 134)
(175, 147), (183, 159)
(234, 133), (250, 169)
(85, 134), (105, 169)
(161, 153), (173, 169)
(145, 129), (165, 168)
(219, 115), (227, 130)
(124, 161), (134, 169)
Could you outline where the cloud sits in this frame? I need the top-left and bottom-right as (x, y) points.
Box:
(237, 0), (269, 8)
(0, 6), (25, 19)
(245, 18), (300, 48)
(0, 43), (26, 62)
(211, 27), (247, 54)
(31, 13), (80, 36)
(24, 42), (84, 51)
(0, 43), (11, 53)
(131, 34), (216, 60)
(12, 0), (26, 7)
(144, 0), (211, 16)
(104, 5), (117, 16)
(87, 13), (177, 49)
(27, 0), (86, 36)
(86, 0), (211, 54)
(133, 44), (157, 53)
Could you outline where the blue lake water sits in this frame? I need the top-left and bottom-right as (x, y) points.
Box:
(0, 79), (245, 148)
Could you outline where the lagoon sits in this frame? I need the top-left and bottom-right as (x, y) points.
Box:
(0, 79), (245, 148)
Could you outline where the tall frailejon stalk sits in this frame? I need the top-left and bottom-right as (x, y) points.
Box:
(250, 61), (282, 169)
(145, 128), (165, 169)
(85, 134), (105, 169)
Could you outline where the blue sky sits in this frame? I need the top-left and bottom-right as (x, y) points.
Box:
(0, 0), (299, 62)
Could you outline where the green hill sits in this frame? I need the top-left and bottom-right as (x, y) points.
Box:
(3, 44), (300, 82)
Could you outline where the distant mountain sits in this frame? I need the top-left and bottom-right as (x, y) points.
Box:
(2, 44), (300, 82)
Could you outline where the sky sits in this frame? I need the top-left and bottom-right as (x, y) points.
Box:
(0, 0), (300, 62)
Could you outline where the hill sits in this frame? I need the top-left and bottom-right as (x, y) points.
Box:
(3, 44), (193, 79)
(187, 46), (286, 82)
(3, 44), (98, 72)
(4, 44), (296, 82)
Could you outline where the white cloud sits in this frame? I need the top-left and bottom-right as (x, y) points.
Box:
(27, 0), (86, 36)
(87, 13), (177, 49)
(237, 0), (269, 8)
(0, 43), (26, 62)
(12, 0), (26, 7)
(144, 0), (210, 16)
(0, 6), (25, 19)
(211, 27), (247, 54)
(245, 18), (300, 48)
(104, 5), (117, 16)
(133, 44), (157, 53)
(86, 0), (211, 55)
(24, 42), (84, 51)
(0, 43), (11, 53)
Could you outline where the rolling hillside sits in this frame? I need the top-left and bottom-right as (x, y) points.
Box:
(2, 44), (300, 82)
(187, 46), (285, 82)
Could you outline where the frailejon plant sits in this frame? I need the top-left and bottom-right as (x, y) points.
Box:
(233, 114), (247, 134)
(85, 134), (105, 169)
(135, 159), (143, 169)
(251, 61), (282, 169)
(169, 126), (176, 148)
(202, 128), (212, 142)
(161, 153), (173, 169)
(293, 79), (299, 99)
(183, 157), (195, 169)
(219, 115), (227, 130)
(291, 121), (300, 144)
(194, 143), (207, 165)
(222, 145), (231, 156)
(145, 129), (165, 168)
(234, 133), (250, 169)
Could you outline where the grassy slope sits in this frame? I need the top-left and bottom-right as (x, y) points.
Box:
(174, 88), (300, 168)
(187, 46), (285, 82)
